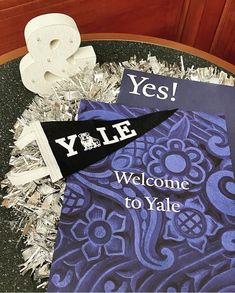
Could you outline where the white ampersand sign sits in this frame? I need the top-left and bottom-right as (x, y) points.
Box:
(20, 13), (96, 96)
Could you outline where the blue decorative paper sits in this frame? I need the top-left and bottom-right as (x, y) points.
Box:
(117, 69), (235, 170)
(48, 100), (235, 292)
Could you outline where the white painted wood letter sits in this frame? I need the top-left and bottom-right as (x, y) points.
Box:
(20, 13), (96, 96)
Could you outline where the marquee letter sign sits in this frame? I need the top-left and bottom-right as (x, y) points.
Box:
(20, 13), (96, 97)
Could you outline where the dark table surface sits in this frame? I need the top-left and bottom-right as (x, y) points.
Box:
(0, 40), (234, 292)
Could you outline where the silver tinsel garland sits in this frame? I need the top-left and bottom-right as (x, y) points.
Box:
(1, 55), (234, 288)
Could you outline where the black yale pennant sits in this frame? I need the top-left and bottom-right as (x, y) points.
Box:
(8, 109), (177, 185)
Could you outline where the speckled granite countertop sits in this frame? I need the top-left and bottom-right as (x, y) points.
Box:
(0, 40), (234, 292)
